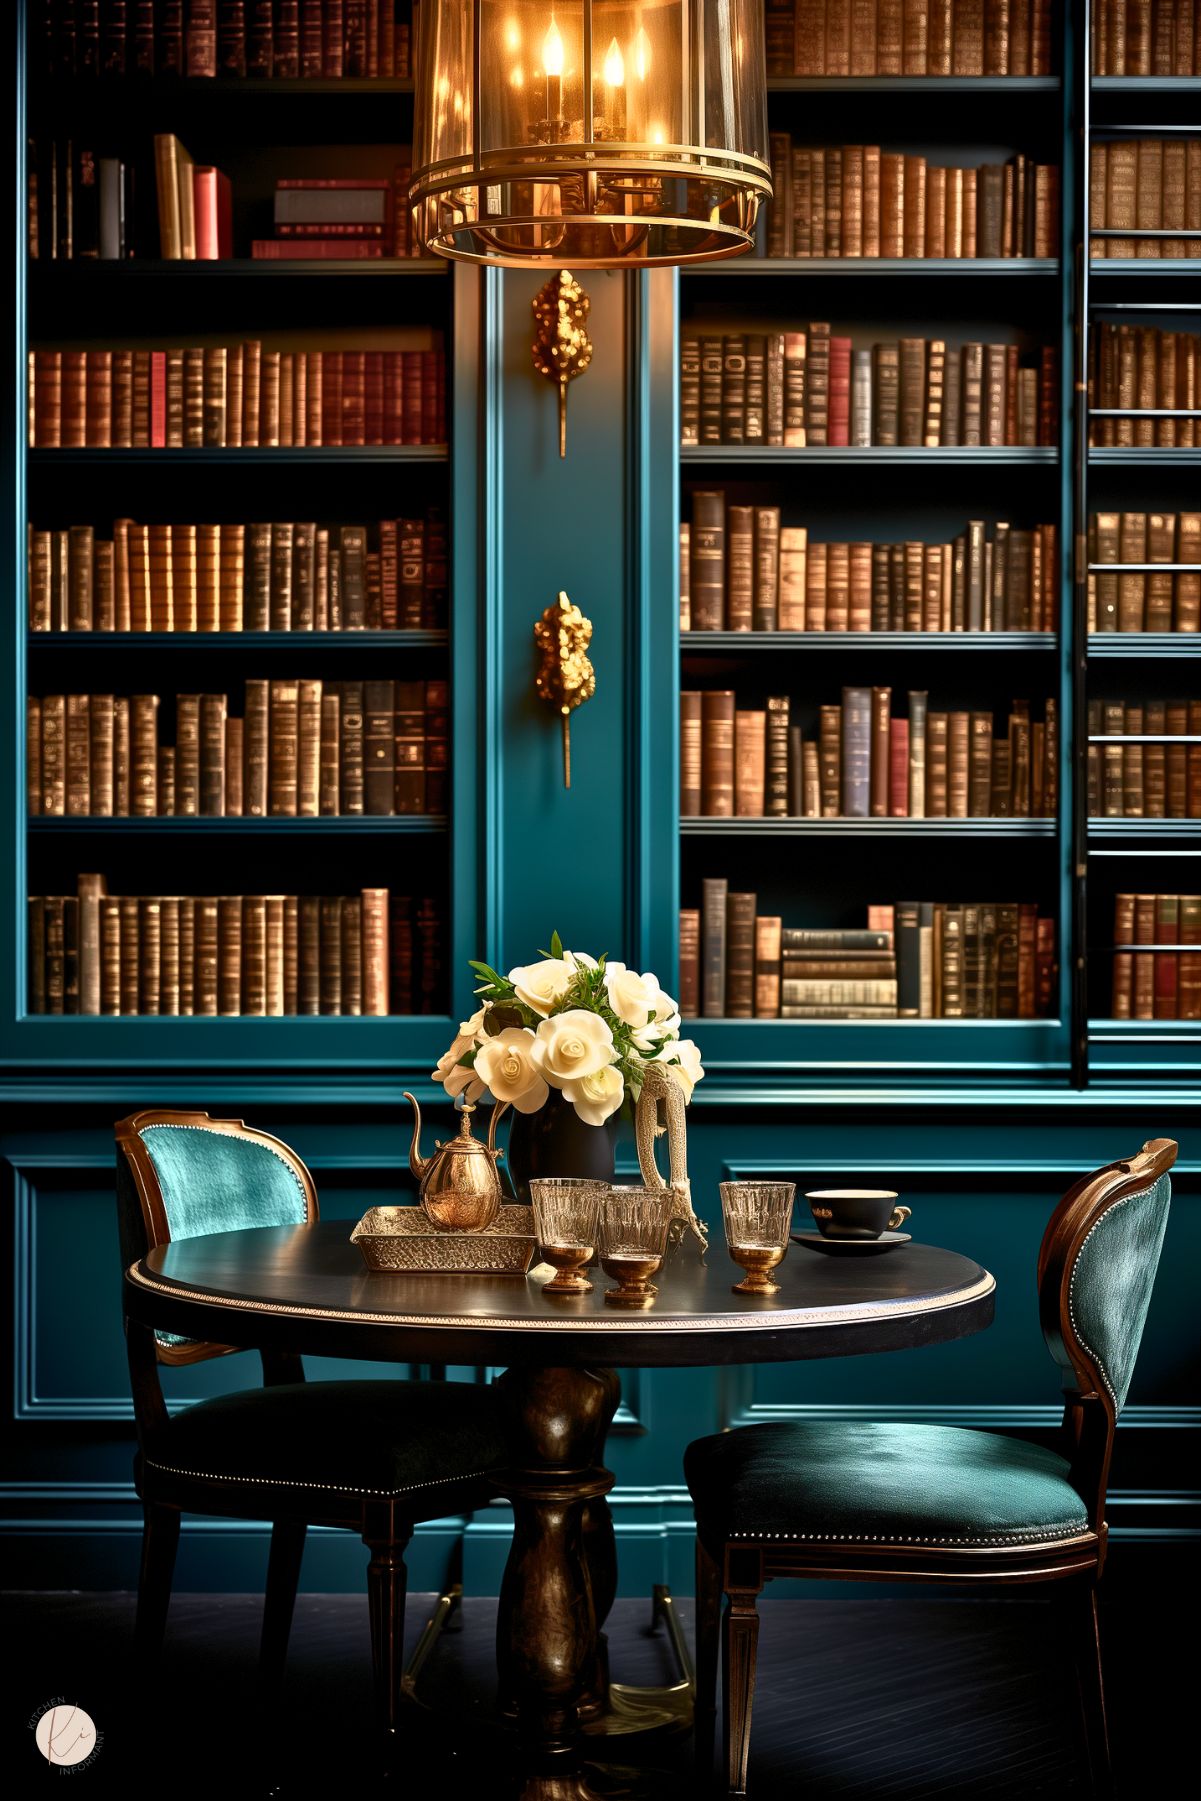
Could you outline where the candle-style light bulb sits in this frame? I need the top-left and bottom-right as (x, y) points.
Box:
(604, 37), (625, 86)
(542, 16), (565, 76)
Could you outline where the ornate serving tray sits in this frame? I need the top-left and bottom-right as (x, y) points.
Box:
(351, 1204), (537, 1275)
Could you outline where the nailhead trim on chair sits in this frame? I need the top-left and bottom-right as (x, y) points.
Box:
(1067, 1185), (1152, 1409)
(733, 1522), (1092, 1546)
(141, 1123), (312, 1219)
(143, 1459), (496, 1499)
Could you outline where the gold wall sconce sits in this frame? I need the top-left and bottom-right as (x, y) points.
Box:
(531, 270), (593, 458)
(534, 591), (595, 788)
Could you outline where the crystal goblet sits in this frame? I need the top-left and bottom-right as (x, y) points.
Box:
(597, 1186), (675, 1307)
(720, 1181), (796, 1295)
(529, 1178), (605, 1295)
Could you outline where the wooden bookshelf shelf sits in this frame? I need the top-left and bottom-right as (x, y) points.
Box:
(28, 632), (449, 650)
(28, 817), (448, 835)
(680, 818), (1056, 837)
(766, 77), (1060, 92)
(28, 259), (448, 279)
(682, 259), (1058, 278)
(681, 632), (1056, 652)
(27, 447), (448, 465)
(30, 76), (416, 99)
(1086, 634), (1201, 656)
(680, 446), (1058, 465)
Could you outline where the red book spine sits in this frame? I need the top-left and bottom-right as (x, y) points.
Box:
(341, 351), (366, 445)
(384, 351), (404, 443)
(364, 350), (385, 445)
(379, 518), (399, 628)
(420, 350), (438, 445)
(828, 336), (852, 447)
(150, 350), (167, 447)
(401, 350), (422, 445)
(889, 718), (909, 816)
(250, 240), (384, 259)
(322, 351), (343, 445)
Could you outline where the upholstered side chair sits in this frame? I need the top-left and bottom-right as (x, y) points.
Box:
(685, 1138), (1178, 1798)
(116, 1108), (510, 1737)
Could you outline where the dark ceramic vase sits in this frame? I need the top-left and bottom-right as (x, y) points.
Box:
(505, 1088), (617, 1204)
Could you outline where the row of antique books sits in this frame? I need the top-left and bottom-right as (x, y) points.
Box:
(1089, 139), (1201, 259)
(1111, 894), (1201, 1019)
(1088, 325), (1200, 447)
(1088, 512), (1201, 633)
(1090, 0), (1201, 74)
(27, 678), (447, 818)
(765, 0), (1056, 76)
(27, 879), (442, 1018)
(680, 500), (1058, 634)
(680, 332), (1058, 448)
(28, 514), (447, 632)
(34, 1), (415, 80)
(764, 142), (1059, 260)
(681, 888), (1056, 1019)
(1087, 699), (1201, 819)
(682, 689), (1056, 820)
(27, 339), (446, 448)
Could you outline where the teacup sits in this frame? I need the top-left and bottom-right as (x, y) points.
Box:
(805, 1189), (912, 1242)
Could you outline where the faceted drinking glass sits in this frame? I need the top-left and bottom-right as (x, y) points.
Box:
(596, 1186), (675, 1306)
(720, 1181), (796, 1295)
(530, 1178), (605, 1294)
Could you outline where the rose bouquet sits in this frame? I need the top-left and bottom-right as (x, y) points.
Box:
(432, 932), (704, 1126)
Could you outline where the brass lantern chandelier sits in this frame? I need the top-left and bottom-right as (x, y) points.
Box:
(410, 1), (771, 268)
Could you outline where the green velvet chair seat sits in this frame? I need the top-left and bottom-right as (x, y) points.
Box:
(143, 1380), (509, 1504)
(685, 1420), (1091, 1552)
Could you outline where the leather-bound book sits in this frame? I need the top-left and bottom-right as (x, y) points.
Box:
(701, 690), (735, 816)
(157, 896), (179, 1017)
(990, 740), (1012, 816)
(754, 507), (780, 630)
(873, 342), (899, 444)
(1118, 511), (1147, 630)
(843, 146), (864, 257)
(895, 900), (920, 1016)
(828, 337), (852, 444)
(699, 337), (723, 444)
(399, 518), (426, 627)
(130, 693), (158, 816)
(923, 341), (945, 446)
(318, 690), (341, 815)
(766, 696), (790, 816)
(839, 686), (871, 817)
(827, 543), (850, 630)
(67, 525), (93, 630)
(218, 522), (244, 631)
(243, 679), (269, 817)
(97, 894), (121, 1016)
(196, 523), (220, 632)
(680, 338), (700, 444)
(314, 527), (330, 630)
(678, 908), (701, 1017)
(806, 543), (828, 630)
(867, 687), (890, 817)
(794, 1), (825, 76)
(901, 157), (926, 257)
(1143, 700), (1166, 818)
(824, 145), (844, 255)
(783, 332), (807, 445)
(851, 349), (873, 445)
(721, 335), (747, 444)
(925, 711), (948, 816)
(294, 679), (321, 817)
(923, 544), (943, 630)
(735, 710), (766, 816)
(806, 322), (830, 444)
(906, 688), (927, 817)
(968, 710), (993, 815)
(690, 492), (726, 630)
(225, 716), (244, 817)
(871, 544), (891, 631)
(902, 542), (923, 631)
(780, 526), (807, 628)
(340, 896), (363, 1017)
(880, 154), (904, 258)
(946, 710), (969, 817)
(339, 680), (365, 814)
(360, 678), (395, 815)
(246, 523), (271, 631)
(270, 521), (294, 630)
(362, 889), (389, 1016)
(701, 876), (729, 1017)
(819, 705), (842, 814)
(268, 678), (299, 816)
(291, 521), (316, 631)
(745, 335), (766, 443)
(65, 694), (90, 816)
(877, 0), (904, 72)
(1180, 895), (1201, 1021)
(112, 697), (130, 814)
(137, 897), (160, 1015)
(1154, 895), (1179, 1018)
(240, 895), (265, 1015)
(1146, 512), (1176, 630)
(393, 680), (426, 814)
(200, 692), (227, 815)
(995, 903), (1020, 1017)
(726, 505), (755, 631)
(902, 0), (928, 71)
(174, 694), (200, 816)
(983, 343), (1006, 445)
(754, 916), (783, 1018)
(792, 150), (813, 257)
(339, 525), (367, 629)
(765, 331), (786, 445)
(172, 523), (198, 631)
(299, 895), (321, 1015)
(319, 897), (343, 1015)
(423, 678), (449, 815)
(682, 696), (702, 821)
(725, 892), (757, 1018)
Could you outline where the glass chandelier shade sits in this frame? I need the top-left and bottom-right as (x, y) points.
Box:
(410, 1), (771, 267)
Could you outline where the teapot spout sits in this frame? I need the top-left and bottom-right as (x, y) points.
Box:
(402, 1091), (430, 1181)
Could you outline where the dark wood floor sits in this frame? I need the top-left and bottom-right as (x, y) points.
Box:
(3, 1588), (1183, 1796)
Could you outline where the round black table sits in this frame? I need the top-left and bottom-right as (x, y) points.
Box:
(125, 1222), (995, 1788)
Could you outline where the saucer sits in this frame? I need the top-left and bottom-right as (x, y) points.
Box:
(791, 1231), (912, 1256)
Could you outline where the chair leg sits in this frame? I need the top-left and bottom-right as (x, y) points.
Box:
(721, 1590), (761, 1798)
(135, 1502), (180, 1670)
(1059, 1581), (1114, 1800)
(259, 1519), (307, 1698)
(364, 1531), (412, 1741)
(695, 1537), (722, 1786)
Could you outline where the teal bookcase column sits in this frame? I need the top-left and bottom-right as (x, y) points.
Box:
(480, 267), (678, 976)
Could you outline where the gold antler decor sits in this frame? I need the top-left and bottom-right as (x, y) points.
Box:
(534, 592), (595, 790)
(531, 270), (593, 458)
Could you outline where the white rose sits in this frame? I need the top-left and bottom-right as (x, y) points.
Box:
(603, 961), (663, 1028)
(630, 1006), (681, 1053)
(565, 949), (598, 972)
(473, 1028), (549, 1114)
(533, 1008), (615, 1086)
(655, 1036), (704, 1100)
(458, 1005), (487, 1037)
(508, 957), (574, 1016)
(562, 1063), (624, 1127)
(432, 1032), (485, 1103)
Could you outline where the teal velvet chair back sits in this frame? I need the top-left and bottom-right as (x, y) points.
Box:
(1037, 1138), (1177, 1525)
(116, 1110), (318, 1366)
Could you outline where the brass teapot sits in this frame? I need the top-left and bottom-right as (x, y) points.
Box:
(403, 1092), (508, 1232)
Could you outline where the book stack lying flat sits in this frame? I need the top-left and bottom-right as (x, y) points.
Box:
(27, 877), (444, 1017)
(1087, 699), (1201, 818)
(1088, 325), (1200, 445)
(681, 689), (1056, 820)
(28, 339), (447, 447)
(1090, 1), (1201, 75)
(1090, 139), (1201, 259)
(765, 0), (1056, 76)
(681, 329), (1058, 447)
(33, 2), (413, 80)
(680, 500), (1058, 632)
(680, 889), (1056, 1019)
(1111, 893), (1201, 1020)
(28, 513), (449, 632)
(253, 168), (418, 260)
(764, 140), (1059, 260)
(27, 678), (448, 819)
(1088, 512), (1201, 631)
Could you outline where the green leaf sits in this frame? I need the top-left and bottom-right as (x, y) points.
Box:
(550, 929), (564, 959)
(467, 959), (505, 987)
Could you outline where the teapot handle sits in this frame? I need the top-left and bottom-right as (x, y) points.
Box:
(487, 1098), (510, 1156)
